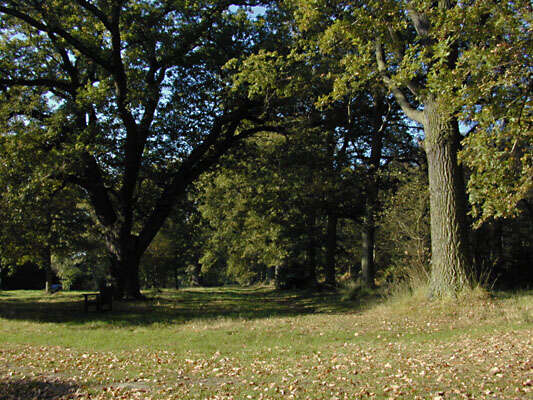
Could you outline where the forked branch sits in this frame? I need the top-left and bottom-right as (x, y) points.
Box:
(375, 40), (424, 124)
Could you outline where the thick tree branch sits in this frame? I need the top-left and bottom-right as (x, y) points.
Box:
(406, 79), (424, 98)
(66, 153), (117, 228)
(137, 109), (281, 254)
(375, 41), (424, 124)
(139, 64), (166, 134)
(102, 4), (144, 234)
(407, 8), (430, 37)
(56, 51), (79, 88)
(109, 4), (134, 132)
(0, 77), (71, 91)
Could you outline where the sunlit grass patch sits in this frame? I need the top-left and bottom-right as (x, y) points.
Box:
(0, 287), (531, 399)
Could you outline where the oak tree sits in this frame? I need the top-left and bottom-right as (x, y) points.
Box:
(291, 0), (531, 296)
(0, 0), (278, 298)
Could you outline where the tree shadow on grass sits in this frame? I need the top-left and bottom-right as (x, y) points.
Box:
(0, 376), (80, 400)
(0, 287), (361, 326)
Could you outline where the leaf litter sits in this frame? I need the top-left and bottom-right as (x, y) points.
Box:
(0, 291), (531, 399)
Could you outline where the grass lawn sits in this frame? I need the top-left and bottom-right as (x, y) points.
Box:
(0, 287), (531, 399)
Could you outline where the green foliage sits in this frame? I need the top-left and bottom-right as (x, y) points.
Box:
(456, 0), (532, 222)
(460, 107), (532, 223)
(0, 1), (283, 297)
(140, 228), (180, 289)
(139, 200), (208, 289)
(198, 134), (292, 285)
(1, 0), (531, 296)
(291, 0), (532, 224)
(53, 243), (109, 291)
(0, 140), (93, 279)
(377, 164), (431, 286)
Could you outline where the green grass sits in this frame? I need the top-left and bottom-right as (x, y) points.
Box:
(0, 287), (532, 399)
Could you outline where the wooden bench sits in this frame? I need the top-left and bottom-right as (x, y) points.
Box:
(83, 286), (113, 312)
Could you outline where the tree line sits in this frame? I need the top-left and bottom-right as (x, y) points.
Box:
(0, 1), (531, 298)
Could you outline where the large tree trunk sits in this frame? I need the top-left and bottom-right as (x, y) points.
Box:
(109, 236), (143, 300)
(123, 257), (141, 298)
(111, 258), (142, 300)
(374, 0), (469, 298)
(424, 102), (470, 297)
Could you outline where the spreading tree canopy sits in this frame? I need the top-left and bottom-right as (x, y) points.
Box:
(1, 1), (530, 297)
(0, 0), (280, 299)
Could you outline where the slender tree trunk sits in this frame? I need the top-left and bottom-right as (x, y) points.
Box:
(424, 102), (470, 297)
(274, 264), (283, 289)
(361, 114), (384, 288)
(43, 246), (54, 293)
(191, 263), (203, 287)
(361, 220), (376, 288)
(360, 188), (378, 288)
(43, 212), (56, 294)
(306, 208), (318, 287)
(471, 225), (482, 271)
(325, 212), (337, 287)
(485, 220), (504, 281)
(349, 263), (358, 282)
(45, 269), (54, 293)
(490, 220), (503, 266)
(324, 130), (337, 287)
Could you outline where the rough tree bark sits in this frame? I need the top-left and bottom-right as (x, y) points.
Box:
(374, 1), (471, 297)
(423, 100), (470, 296)
(109, 237), (142, 299)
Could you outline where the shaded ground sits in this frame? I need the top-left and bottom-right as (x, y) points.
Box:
(0, 287), (531, 399)
(0, 376), (80, 400)
(0, 287), (351, 326)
